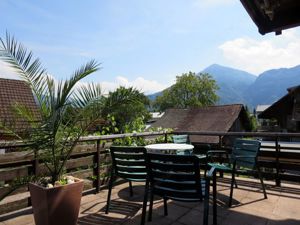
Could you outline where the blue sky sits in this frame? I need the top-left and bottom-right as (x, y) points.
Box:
(1, 0), (300, 94)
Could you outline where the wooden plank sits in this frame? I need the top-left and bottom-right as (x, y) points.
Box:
(68, 169), (93, 179)
(0, 166), (29, 182)
(279, 163), (300, 170)
(65, 156), (94, 170)
(0, 186), (27, 200)
(279, 173), (300, 182)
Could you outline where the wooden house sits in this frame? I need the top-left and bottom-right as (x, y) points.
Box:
(241, 0), (300, 35)
(150, 104), (251, 146)
(0, 78), (39, 140)
(259, 85), (300, 132)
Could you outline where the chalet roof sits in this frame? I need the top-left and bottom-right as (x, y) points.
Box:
(241, 0), (300, 35)
(0, 78), (40, 133)
(258, 85), (300, 119)
(150, 104), (249, 143)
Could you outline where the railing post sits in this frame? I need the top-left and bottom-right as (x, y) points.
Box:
(33, 150), (39, 176)
(28, 150), (39, 207)
(94, 140), (101, 193)
(218, 135), (222, 148)
(275, 137), (281, 186)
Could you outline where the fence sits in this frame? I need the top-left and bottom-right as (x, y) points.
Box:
(0, 131), (300, 216)
(174, 131), (300, 186)
(0, 131), (168, 215)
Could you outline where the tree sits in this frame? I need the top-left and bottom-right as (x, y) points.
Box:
(0, 33), (103, 184)
(153, 72), (219, 111)
(102, 86), (151, 133)
(245, 105), (257, 131)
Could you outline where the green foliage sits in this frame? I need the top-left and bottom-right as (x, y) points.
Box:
(153, 72), (219, 111)
(147, 127), (173, 143)
(103, 86), (151, 133)
(0, 33), (103, 184)
(244, 105), (257, 131)
(98, 114), (119, 135)
(112, 117), (148, 146)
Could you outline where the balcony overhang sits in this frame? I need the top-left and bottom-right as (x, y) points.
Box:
(240, 0), (300, 35)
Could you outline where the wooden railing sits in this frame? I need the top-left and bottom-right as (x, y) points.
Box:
(174, 131), (300, 186)
(0, 131), (169, 215)
(0, 130), (300, 216)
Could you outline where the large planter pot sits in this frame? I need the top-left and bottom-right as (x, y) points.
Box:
(29, 179), (84, 225)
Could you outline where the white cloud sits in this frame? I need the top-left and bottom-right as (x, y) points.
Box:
(219, 30), (300, 74)
(100, 76), (169, 94)
(0, 61), (168, 95)
(0, 61), (21, 80)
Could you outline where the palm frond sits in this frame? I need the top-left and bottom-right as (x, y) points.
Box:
(72, 83), (103, 108)
(56, 60), (100, 109)
(12, 102), (37, 123)
(0, 32), (49, 109)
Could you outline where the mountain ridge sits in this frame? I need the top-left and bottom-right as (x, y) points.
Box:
(148, 64), (300, 109)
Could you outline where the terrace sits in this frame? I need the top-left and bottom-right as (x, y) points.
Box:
(2, 1), (300, 225)
(1, 178), (300, 225)
(0, 131), (300, 225)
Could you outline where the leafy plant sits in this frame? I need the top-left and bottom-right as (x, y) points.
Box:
(102, 86), (151, 133)
(112, 117), (148, 146)
(147, 127), (173, 143)
(0, 33), (104, 184)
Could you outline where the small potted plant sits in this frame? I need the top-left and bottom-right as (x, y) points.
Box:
(0, 33), (103, 225)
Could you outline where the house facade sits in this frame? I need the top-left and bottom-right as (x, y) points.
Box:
(259, 85), (300, 133)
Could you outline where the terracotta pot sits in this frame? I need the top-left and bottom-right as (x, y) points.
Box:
(29, 180), (84, 225)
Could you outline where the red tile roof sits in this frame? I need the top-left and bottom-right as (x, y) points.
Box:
(0, 78), (40, 135)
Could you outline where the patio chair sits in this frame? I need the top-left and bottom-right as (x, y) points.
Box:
(172, 134), (190, 144)
(172, 134), (192, 155)
(207, 139), (267, 207)
(141, 153), (217, 225)
(105, 146), (147, 214)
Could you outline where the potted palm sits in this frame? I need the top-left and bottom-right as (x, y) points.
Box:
(0, 33), (103, 225)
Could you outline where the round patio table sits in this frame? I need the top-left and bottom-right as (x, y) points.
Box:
(145, 143), (194, 155)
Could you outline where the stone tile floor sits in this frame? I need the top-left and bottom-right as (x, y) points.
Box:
(1, 177), (300, 225)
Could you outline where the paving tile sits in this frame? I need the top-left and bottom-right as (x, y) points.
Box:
(151, 201), (191, 221)
(266, 214), (300, 225)
(1, 179), (300, 225)
(237, 194), (278, 215)
(273, 196), (300, 220)
(178, 209), (223, 225)
(221, 210), (268, 225)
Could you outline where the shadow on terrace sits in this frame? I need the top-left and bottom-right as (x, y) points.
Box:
(2, 178), (299, 225)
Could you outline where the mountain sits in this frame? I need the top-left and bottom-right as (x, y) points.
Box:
(147, 64), (300, 109)
(201, 64), (256, 105)
(244, 65), (300, 107)
(147, 92), (162, 101)
(148, 64), (256, 105)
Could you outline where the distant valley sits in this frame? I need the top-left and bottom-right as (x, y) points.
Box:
(148, 64), (300, 109)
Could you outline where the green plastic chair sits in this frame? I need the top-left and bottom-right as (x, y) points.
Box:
(207, 139), (267, 207)
(105, 146), (147, 214)
(141, 153), (217, 225)
(172, 134), (192, 155)
(172, 134), (190, 144)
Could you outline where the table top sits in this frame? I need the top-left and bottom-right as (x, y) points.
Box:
(145, 143), (194, 151)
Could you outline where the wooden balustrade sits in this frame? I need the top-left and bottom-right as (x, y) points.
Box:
(0, 130), (300, 215)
